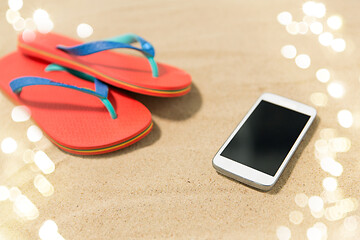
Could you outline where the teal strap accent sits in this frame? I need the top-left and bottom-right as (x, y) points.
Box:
(45, 64), (117, 119)
(101, 98), (116, 119)
(146, 56), (158, 78)
(106, 34), (139, 44)
(57, 33), (159, 77)
(106, 34), (158, 77)
(45, 64), (96, 82)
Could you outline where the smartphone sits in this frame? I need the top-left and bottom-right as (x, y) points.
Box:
(212, 93), (316, 191)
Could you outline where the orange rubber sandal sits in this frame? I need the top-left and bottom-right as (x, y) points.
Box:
(18, 32), (192, 97)
(0, 52), (153, 155)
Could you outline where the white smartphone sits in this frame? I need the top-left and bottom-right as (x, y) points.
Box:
(212, 93), (316, 191)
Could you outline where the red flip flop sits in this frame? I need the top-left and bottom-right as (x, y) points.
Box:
(18, 32), (192, 97)
(0, 52), (153, 155)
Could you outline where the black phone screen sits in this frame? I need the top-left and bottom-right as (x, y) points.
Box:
(220, 100), (310, 176)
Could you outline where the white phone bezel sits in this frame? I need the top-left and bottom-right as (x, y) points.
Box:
(212, 93), (316, 191)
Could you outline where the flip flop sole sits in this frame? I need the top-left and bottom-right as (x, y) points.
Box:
(18, 32), (192, 97)
(0, 52), (153, 155)
(49, 122), (153, 155)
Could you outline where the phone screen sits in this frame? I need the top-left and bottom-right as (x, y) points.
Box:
(220, 100), (310, 176)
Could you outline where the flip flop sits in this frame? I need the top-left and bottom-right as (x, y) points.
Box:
(18, 32), (192, 97)
(0, 52), (153, 155)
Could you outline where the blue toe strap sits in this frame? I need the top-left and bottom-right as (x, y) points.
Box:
(9, 76), (117, 119)
(57, 33), (159, 77)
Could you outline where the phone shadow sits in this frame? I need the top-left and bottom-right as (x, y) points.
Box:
(216, 116), (320, 194)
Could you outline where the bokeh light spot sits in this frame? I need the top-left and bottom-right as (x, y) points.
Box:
(77, 23), (94, 38)
(13, 17), (25, 31)
(298, 22), (309, 34)
(331, 38), (346, 52)
(337, 110), (353, 128)
(320, 157), (335, 173)
(325, 205), (346, 221)
(338, 198), (358, 213)
(6, 9), (20, 24)
(309, 22), (323, 35)
(316, 68), (330, 83)
(277, 12), (293, 26)
(308, 196), (324, 212)
(1, 137), (17, 154)
(322, 177), (338, 192)
(314, 3), (326, 18)
(23, 149), (35, 164)
(11, 105), (31, 122)
(295, 193), (308, 208)
(310, 92), (327, 107)
(34, 151), (55, 174)
(303, 1), (326, 18)
(327, 82), (344, 98)
(286, 22), (299, 35)
(33, 9), (49, 23)
(322, 189), (344, 203)
(39, 220), (65, 240)
(27, 125), (43, 142)
(0, 186), (10, 201)
(327, 15), (343, 30)
(303, 1), (317, 17)
(13, 194), (39, 220)
(295, 54), (311, 69)
(332, 198), (358, 217)
(22, 30), (36, 43)
(315, 139), (328, 153)
(303, 15), (316, 25)
(9, 187), (21, 202)
(318, 32), (333, 46)
(276, 226), (291, 240)
(34, 174), (54, 197)
(8, 0), (23, 11)
(329, 137), (351, 152)
(37, 19), (54, 34)
(39, 220), (58, 238)
(24, 18), (37, 31)
(330, 162), (343, 177)
(289, 211), (303, 225)
(314, 222), (327, 239)
(33, 9), (54, 34)
(281, 45), (297, 59)
(307, 227), (323, 240)
(320, 157), (343, 176)
(311, 209), (324, 219)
